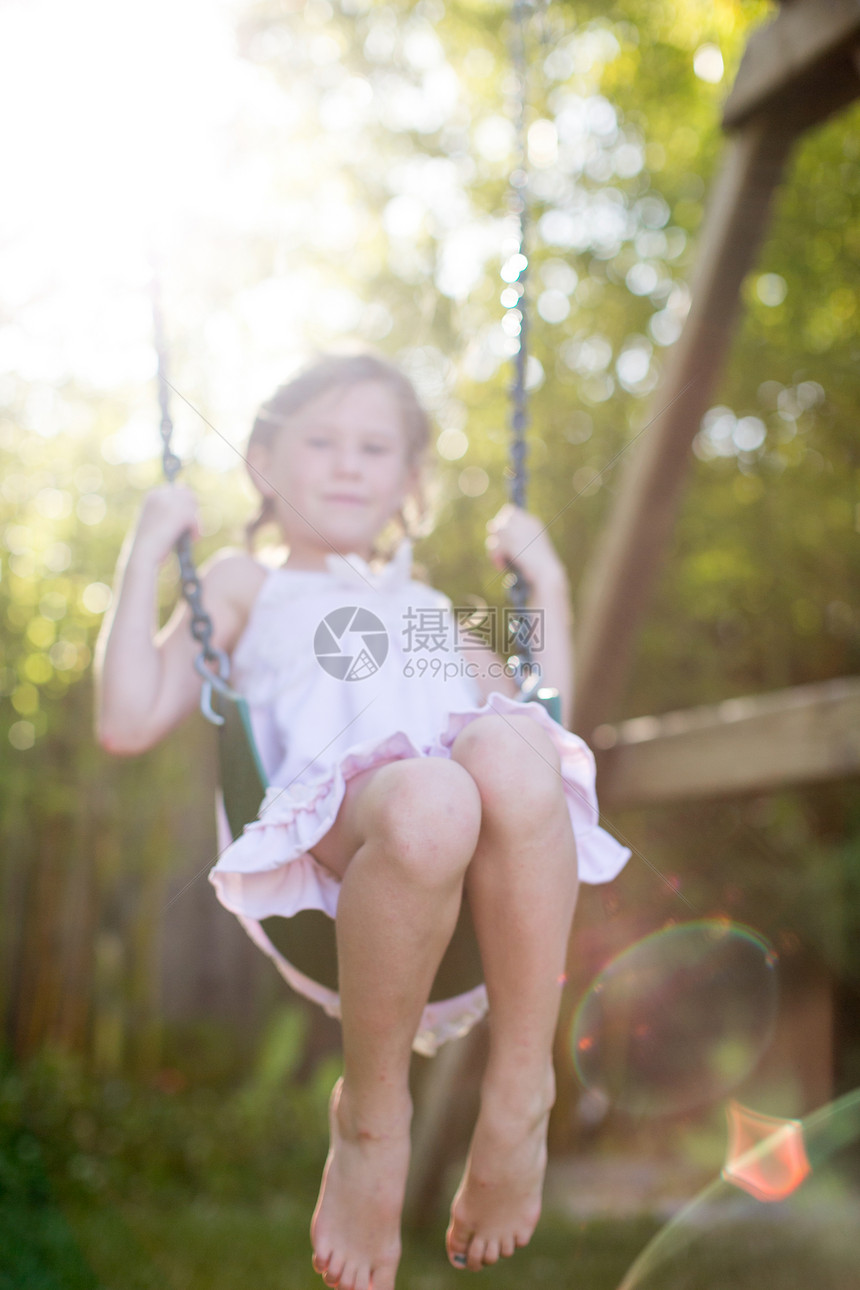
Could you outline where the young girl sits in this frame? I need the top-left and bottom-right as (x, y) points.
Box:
(96, 351), (629, 1290)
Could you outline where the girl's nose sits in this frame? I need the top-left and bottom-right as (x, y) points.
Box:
(333, 443), (362, 475)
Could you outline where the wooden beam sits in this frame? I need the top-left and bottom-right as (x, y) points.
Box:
(723, 0), (860, 132)
(573, 116), (793, 737)
(595, 677), (860, 809)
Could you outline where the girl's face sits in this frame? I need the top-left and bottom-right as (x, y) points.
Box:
(250, 379), (417, 565)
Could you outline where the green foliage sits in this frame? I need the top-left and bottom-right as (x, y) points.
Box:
(0, 1010), (334, 1208)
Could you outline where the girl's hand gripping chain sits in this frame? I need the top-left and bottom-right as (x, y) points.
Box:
(485, 504), (573, 727)
(485, 503), (567, 593)
(132, 484), (201, 567)
(95, 483), (255, 756)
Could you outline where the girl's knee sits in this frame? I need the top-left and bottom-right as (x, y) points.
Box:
(362, 758), (481, 881)
(450, 714), (562, 814)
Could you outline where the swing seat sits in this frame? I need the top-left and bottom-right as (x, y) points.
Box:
(212, 686), (268, 843)
(531, 686), (562, 724)
(211, 683), (561, 1000)
(211, 685), (486, 1000)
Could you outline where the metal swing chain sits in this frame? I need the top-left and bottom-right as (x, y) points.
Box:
(151, 279), (232, 726)
(505, 0), (541, 686)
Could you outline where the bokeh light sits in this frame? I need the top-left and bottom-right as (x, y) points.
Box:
(693, 43), (725, 85)
(756, 273), (789, 307)
(571, 920), (779, 1117)
(458, 466), (489, 497)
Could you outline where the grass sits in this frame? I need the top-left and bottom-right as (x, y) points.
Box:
(2, 1192), (658, 1290)
(6, 1169), (860, 1289)
(3, 1043), (858, 1289)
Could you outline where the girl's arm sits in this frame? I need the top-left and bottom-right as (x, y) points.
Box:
(94, 485), (260, 755)
(485, 504), (574, 728)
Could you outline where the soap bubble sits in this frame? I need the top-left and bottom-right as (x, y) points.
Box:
(616, 1089), (860, 1289)
(571, 920), (779, 1117)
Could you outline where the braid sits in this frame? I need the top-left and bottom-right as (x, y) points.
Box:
(245, 495), (276, 550)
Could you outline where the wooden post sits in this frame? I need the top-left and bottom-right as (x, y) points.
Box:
(722, 0), (860, 133)
(573, 0), (860, 739)
(573, 114), (794, 738)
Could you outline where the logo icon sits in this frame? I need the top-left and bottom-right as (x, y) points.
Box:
(314, 606), (389, 681)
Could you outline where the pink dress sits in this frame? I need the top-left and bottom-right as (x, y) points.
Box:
(209, 538), (630, 1055)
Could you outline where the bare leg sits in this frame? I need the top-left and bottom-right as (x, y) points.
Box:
(309, 757), (482, 1290)
(445, 714), (579, 1270)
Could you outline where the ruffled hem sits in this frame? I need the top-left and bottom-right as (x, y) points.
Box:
(209, 690), (630, 1054)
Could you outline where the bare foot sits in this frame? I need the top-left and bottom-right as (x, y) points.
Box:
(311, 1078), (411, 1290)
(445, 1064), (555, 1271)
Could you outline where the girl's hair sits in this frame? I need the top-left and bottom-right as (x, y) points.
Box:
(245, 351), (433, 560)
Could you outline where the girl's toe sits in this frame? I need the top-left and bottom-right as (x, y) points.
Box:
(323, 1254), (345, 1287)
(446, 1216), (472, 1269)
(467, 1238), (487, 1272)
(483, 1238), (501, 1266)
(336, 1261), (356, 1290)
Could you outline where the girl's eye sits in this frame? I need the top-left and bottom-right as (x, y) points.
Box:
(364, 443), (391, 455)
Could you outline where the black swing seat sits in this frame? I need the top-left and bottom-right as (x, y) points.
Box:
(211, 682), (561, 1001)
